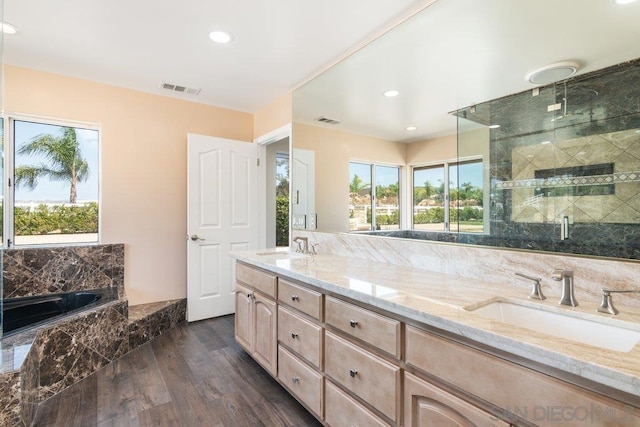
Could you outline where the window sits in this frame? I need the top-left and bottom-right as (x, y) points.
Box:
(3, 117), (100, 246)
(349, 162), (400, 231)
(413, 159), (483, 233)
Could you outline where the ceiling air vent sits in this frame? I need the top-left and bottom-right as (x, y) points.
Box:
(160, 81), (201, 95)
(314, 116), (340, 125)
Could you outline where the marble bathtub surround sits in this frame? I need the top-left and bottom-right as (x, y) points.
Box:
(128, 299), (187, 350)
(0, 297), (187, 426)
(2, 244), (125, 299)
(20, 299), (129, 425)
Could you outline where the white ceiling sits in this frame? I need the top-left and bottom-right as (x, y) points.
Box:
(293, 0), (640, 142)
(3, 0), (430, 113)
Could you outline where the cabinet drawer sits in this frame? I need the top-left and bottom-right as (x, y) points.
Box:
(278, 279), (322, 320)
(278, 306), (323, 369)
(236, 262), (277, 298)
(324, 332), (400, 422)
(325, 296), (400, 357)
(278, 346), (323, 418)
(325, 380), (390, 427)
(406, 325), (640, 426)
(404, 372), (509, 427)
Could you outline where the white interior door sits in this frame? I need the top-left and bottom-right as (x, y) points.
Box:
(187, 134), (258, 322)
(291, 148), (316, 228)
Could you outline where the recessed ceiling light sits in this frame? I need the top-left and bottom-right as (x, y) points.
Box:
(406, 126), (417, 131)
(612, 0), (638, 4)
(541, 140), (552, 145)
(526, 61), (580, 85)
(209, 30), (233, 44)
(488, 124), (500, 129)
(0, 22), (18, 35)
(383, 90), (399, 97)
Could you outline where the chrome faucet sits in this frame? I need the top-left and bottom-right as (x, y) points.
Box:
(292, 236), (309, 254)
(597, 289), (640, 315)
(552, 269), (577, 307)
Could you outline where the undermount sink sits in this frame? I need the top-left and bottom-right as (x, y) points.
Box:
(467, 300), (640, 353)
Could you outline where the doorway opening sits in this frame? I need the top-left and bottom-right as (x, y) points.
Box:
(275, 152), (290, 247)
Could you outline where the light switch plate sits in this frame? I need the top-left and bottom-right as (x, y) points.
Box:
(292, 214), (306, 229)
(307, 214), (317, 230)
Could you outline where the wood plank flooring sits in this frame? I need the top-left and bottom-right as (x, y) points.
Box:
(33, 315), (322, 427)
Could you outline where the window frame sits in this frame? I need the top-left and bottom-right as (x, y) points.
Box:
(348, 160), (403, 232)
(411, 156), (483, 232)
(3, 114), (102, 248)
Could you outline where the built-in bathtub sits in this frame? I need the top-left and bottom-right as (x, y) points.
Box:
(3, 288), (117, 337)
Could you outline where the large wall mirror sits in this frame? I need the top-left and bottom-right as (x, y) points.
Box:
(292, 0), (640, 260)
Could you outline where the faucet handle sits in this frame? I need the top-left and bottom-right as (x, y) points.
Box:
(597, 288), (640, 315)
(515, 272), (546, 300)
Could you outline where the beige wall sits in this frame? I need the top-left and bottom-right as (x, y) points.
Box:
(293, 123), (406, 233)
(253, 93), (292, 138)
(5, 65), (254, 305)
(406, 134), (457, 165)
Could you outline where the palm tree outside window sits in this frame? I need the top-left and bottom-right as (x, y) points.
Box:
(3, 118), (100, 246)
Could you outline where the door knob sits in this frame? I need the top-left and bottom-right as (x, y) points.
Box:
(190, 234), (205, 241)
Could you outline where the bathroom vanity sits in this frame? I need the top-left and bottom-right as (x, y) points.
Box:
(231, 250), (640, 426)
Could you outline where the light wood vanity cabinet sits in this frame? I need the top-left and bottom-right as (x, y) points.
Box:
(234, 265), (278, 376)
(235, 262), (640, 427)
(325, 295), (401, 357)
(278, 305), (322, 369)
(325, 380), (391, 427)
(279, 278), (323, 320)
(404, 372), (509, 427)
(325, 331), (400, 422)
(278, 346), (323, 417)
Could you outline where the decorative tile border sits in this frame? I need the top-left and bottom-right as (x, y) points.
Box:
(495, 171), (640, 190)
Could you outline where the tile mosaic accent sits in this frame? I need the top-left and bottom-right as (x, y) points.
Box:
(3, 244), (125, 299)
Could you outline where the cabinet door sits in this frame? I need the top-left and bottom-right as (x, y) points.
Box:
(235, 284), (253, 352)
(253, 293), (278, 376)
(404, 372), (508, 427)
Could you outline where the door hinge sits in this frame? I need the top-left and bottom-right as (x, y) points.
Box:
(257, 158), (260, 166)
(8, 178), (11, 187)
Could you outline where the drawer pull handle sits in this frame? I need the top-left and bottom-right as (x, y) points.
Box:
(349, 369), (358, 378)
(291, 332), (298, 339)
(292, 376), (299, 383)
(291, 294), (299, 301)
(349, 320), (358, 328)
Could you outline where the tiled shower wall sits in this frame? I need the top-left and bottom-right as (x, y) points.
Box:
(456, 58), (640, 259)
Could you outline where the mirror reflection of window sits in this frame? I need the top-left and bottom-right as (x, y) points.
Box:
(413, 165), (446, 231)
(374, 165), (400, 231)
(413, 160), (484, 233)
(349, 162), (400, 231)
(450, 160), (484, 233)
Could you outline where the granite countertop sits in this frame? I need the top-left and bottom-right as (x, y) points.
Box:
(231, 248), (640, 398)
